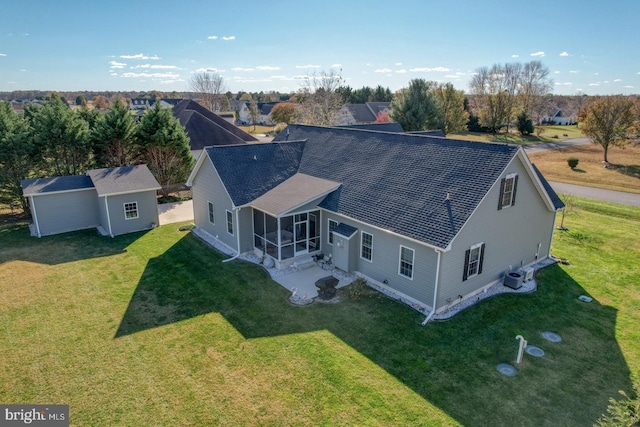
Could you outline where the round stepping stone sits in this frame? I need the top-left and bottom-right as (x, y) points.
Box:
(497, 363), (517, 376)
(541, 331), (562, 343)
(525, 345), (545, 357)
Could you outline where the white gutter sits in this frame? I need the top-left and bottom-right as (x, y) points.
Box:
(223, 207), (242, 263)
(104, 196), (114, 237)
(30, 196), (41, 238)
(422, 249), (443, 325)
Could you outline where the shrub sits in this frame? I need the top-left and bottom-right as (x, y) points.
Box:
(516, 112), (534, 136)
(348, 277), (368, 299)
(567, 157), (579, 169)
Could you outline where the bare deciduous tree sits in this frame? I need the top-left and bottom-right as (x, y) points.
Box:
(189, 72), (225, 112)
(298, 69), (345, 126)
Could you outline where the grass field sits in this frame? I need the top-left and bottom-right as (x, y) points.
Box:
(528, 143), (640, 194)
(449, 125), (583, 145)
(1, 198), (638, 426)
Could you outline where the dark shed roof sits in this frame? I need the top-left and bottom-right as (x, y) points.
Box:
(21, 175), (95, 196)
(86, 165), (160, 196)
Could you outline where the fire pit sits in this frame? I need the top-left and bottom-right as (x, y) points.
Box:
(315, 276), (339, 300)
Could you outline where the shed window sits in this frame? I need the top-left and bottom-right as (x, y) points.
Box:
(498, 173), (518, 210)
(328, 219), (338, 245)
(463, 243), (485, 281)
(124, 202), (138, 220)
(399, 246), (414, 279)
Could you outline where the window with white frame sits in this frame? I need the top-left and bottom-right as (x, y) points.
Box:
(328, 219), (338, 245)
(498, 173), (518, 209)
(463, 242), (485, 281)
(399, 246), (414, 279)
(123, 202), (138, 220)
(226, 210), (234, 235)
(208, 201), (215, 224)
(361, 232), (373, 261)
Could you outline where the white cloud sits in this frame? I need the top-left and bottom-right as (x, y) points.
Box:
(409, 67), (450, 72)
(194, 67), (222, 73)
(120, 53), (160, 60)
(396, 69), (407, 74)
(256, 65), (280, 71)
(554, 71), (560, 74)
(207, 35), (218, 40)
(109, 61), (126, 69)
(159, 79), (184, 84)
(395, 62), (403, 66)
(623, 85), (634, 88)
(559, 51), (569, 57)
(375, 68), (392, 73)
(444, 74), (461, 78)
(121, 72), (180, 79)
(569, 70), (579, 74)
(0, 53), (6, 56)
(530, 51), (545, 57)
(614, 78), (622, 82)
(295, 64), (321, 69)
(131, 64), (179, 70)
(331, 63), (342, 68)
(222, 36), (235, 40)
(588, 83), (600, 86)
(232, 67), (254, 71)
(511, 54), (519, 58)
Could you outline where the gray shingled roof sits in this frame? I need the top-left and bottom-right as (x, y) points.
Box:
(334, 223), (358, 238)
(274, 125), (521, 249)
(87, 165), (160, 196)
(532, 164), (565, 210)
(21, 175), (94, 196)
(337, 122), (404, 133)
(202, 125), (551, 249)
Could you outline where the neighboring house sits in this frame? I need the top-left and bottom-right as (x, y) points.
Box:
(338, 102), (392, 125)
(229, 100), (250, 124)
(541, 109), (576, 125)
(130, 98), (182, 115)
(21, 165), (160, 238)
(337, 122), (405, 133)
(258, 102), (279, 125)
(186, 125), (564, 318)
(172, 100), (258, 158)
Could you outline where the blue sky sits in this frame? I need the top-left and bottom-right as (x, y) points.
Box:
(1, 0), (638, 96)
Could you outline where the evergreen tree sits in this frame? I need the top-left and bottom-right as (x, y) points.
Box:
(92, 98), (138, 167)
(136, 102), (193, 197)
(390, 79), (438, 131)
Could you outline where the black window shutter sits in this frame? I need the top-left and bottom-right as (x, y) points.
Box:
(463, 249), (470, 281)
(478, 243), (486, 274)
(497, 178), (506, 210)
(511, 175), (519, 206)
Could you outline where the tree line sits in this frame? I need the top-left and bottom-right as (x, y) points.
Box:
(0, 94), (193, 212)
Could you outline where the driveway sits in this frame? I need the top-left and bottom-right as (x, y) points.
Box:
(158, 200), (194, 225)
(523, 137), (590, 154)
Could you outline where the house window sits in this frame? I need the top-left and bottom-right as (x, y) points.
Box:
(328, 219), (338, 245)
(498, 173), (518, 210)
(399, 246), (414, 279)
(361, 232), (373, 261)
(463, 243), (486, 281)
(123, 202), (138, 220)
(208, 201), (215, 224)
(226, 210), (234, 235)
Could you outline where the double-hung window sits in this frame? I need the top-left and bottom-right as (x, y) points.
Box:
(361, 232), (373, 261)
(124, 202), (138, 220)
(226, 210), (234, 235)
(463, 242), (485, 281)
(498, 173), (518, 209)
(208, 201), (215, 224)
(328, 219), (338, 245)
(399, 246), (414, 279)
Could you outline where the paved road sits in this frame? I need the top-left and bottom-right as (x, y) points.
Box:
(549, 181), (640, 207)
(523, 137), (591, 154)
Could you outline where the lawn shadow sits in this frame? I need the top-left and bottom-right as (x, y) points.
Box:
(116, 234), (633, 425)
(610, 163), (640, 180)
(0, 224), (141, 265)
(571, 168), (586, 173)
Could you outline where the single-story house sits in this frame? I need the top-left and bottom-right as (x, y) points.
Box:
(338, 102), (392, 125)
(186, 125), (564, 318)
(21, 165), (160, 238)
(172, 100), (258, 158)
(540, 109), (577, 125)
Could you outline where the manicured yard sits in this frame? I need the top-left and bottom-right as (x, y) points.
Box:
(528, 143), (640, 194)
(450, 125), (583, 145)
(1, 199), (638, 426)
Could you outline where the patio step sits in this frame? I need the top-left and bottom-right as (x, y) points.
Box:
(294, 257), (316, 271)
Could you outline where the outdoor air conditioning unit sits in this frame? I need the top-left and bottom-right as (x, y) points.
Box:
(523, 267), (535, 282)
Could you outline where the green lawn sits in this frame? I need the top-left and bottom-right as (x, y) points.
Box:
(450, 125), (583, 145)
(0, 198), (638, 426)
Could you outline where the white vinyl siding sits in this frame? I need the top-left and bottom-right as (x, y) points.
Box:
(361, 231), (373, 261)
(399, 245), (414, 279)
(123, 202), (138, 220)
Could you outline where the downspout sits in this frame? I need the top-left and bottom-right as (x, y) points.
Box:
(30, 196), (41, 238)
(422, 249), (442, 325)
(223, 207), (242, 263)
(104, 195), (114, 238)
(546, 210), (558, 261)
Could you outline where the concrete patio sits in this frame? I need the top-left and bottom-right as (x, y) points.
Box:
(271, 264), (355, 300)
